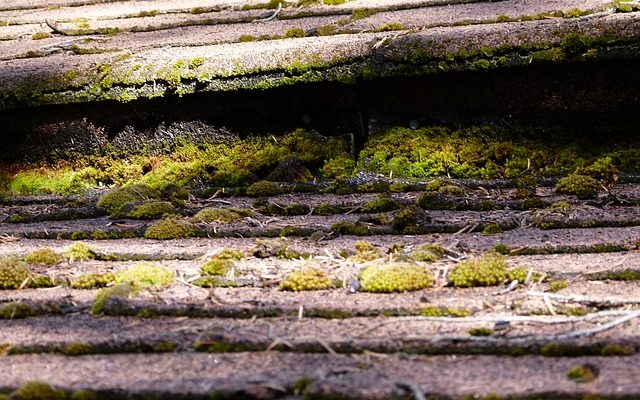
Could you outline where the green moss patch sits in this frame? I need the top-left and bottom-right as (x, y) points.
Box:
(359, 262), (434, 293)
(97, 184), (160, 216)
(24, 248), (62, 266)
(114, 262), (175, 290)
(92, 283), (134, 314)
(448, 253), (527, 288)
(191, 207), (249, 223)
(127, 201), (176, 220)
(280, 267), (332, 291)
(144, 215), (197, 239)
(0, 258), (29, 289)
(71, 273), (116, 289)
(555, 173), (600, 199)
(63, 242), (96, 262)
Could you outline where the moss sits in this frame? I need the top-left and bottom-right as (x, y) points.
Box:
(482, 224), (502, 235)
(201, 258), (234, 277)
(549, 279), (568, 292)
(238, 34), (257, 42)
(127, 201), (176, 220)
(0, 258), (29, 289)
(31, 32), (53, 40)
(92, 283), (134, 314)
(144, 215), (196, 239)
(0, 302), (36, 319)
(10, 381), (66, 400)
(591, 269), (640, 281)
(417, 192), (456, 210)
(70, 273), (116, 289)
(391, 206), (424, 233)
(352, 7), (377, 20)
(192, 207), (247, 223)
(27, 275), (58, 288)
(421, 305), (470, 317)
(411, 244), (445, 262)
(493, 243), (510, 255)
(600, 343), (634, 356)
(321, 156), (355, 179)
(292, 376), (315, 396)
(63, 243), (96, 262)
(280, 267), (332, 291)
(362, 196), (400, 213)
(70, 390), (99, 400)
(353, 240), (384, 262)
(215, 248), (245, 260)
(97, 184), (160, 216)
(114, 262), (175, 290)
(448, 253), (523, 287)
(561, 33), (593, 57)
(24, 248), (62, 266)
(64, 342), (92, 356)
(246, 180), (287, 197)
(241, 0), (285, 10)
(312, 203), (344, 216)
(359, 262), (434, 293)
(468, 327), (494, 336)
(330, 221), (371, 236)
(374, 23), (405, 32)
(567, 364), (599, 382)
(285, 28), (306, 38)
(555, 174), (600, 199)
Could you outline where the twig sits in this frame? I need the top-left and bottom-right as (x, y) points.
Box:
(494, 280), (519, 295)
(543, 293), (556, 316)
(528, 291), (640, 307)
(253, 2), (282, 22)
(396, 381), (426, 400)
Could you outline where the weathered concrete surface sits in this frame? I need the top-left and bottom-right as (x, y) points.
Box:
(0, 0), (638, 110)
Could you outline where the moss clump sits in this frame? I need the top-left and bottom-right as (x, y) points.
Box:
(353, 240), (384, 262)
(482, 224), (502, 235)
(0, 302), (36, 319)
(27, 275), (59, 288)
(0, 258), (29, 289)
(63, 242), (96, 262)
(127, 201), (176, 220)
(391, 206), (425, 233)
(359, 262), (434, 293)
(24, 248), (62, 266)
(518, 197), (547, 210)
(555, 174), (600, 199)
(114, 262), (175, 290)
(493, 243), (510, 255)
(92, 283), (134, 314)
(468, 327), (494, 336)
(280, 267), (332, 291)
(567, 364), (599, 382)
(144, 215), (196, 239)
(200, 258), (234, 277)
(192, 207), (248, 223)
(421, 305), (470, 317)
(330, 221), (371, 236)
(10, 381), (67, 400)
(600, 343), (634, 356)
(352, 7), (377, 20)
(97, 184), (160, 216)
(70, 273), (116, 289)
(549, 279), (568, 292)
(417, 192), (456, 210)
(246, 180), (287, 197)
(312, 203), (344, 216)
(362, 196), (400, 213)
(285, 28), (306, 38)
(411, 244), (445, 262)
(448, 253), (524, 287)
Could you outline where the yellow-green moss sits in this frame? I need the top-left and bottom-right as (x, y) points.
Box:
(31, 32), (52, 40)
(127, 201), (176, 220)
(191, 208), (246, 223)
(144, 215), (196, 239)
(359, 262), (434, 293)
(549, 279), (568, 292)
(555, 173), (600, 199)
(70, 273), (116, 289)
(63, 242), (96, 262)
(468, 327), (494, 336)
(114, 262), (174, 290)
(280, 267), (332, 291)
(0, 258), (29, 289)
(97, 184), (160, 216)
(24, 248), (62, 266)
(353, 240), (384, 262)
(0, 302), (36, 319)
(10, 381), (66, 400)
(411, 244), (445, 262)
(285, 28), (306, 38)
(70, 389), (99, 400)
(421, 305), (470, 317)
(600, 343), (635, 356)
(482, 223), (502, 235)
(567, 364), (598, 382)
(200, 258), (234, 276)
(448, 253), (524, 287)
(92, 283), (134, 314)
(246, 180), (287, 197)
(362, 196), (400, 213)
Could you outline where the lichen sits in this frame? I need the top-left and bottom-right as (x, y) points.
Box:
(359, 262), (434, 293)
(114, 262), (175, 290)
(24, 248), (62, 266)
(280, 267), (332, 291)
